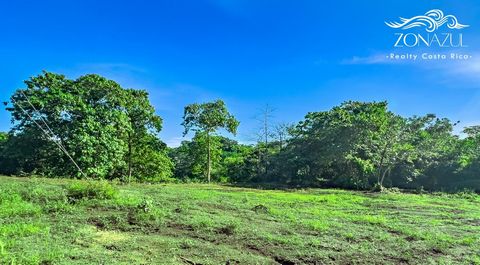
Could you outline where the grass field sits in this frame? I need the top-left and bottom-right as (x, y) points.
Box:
(0, 176), (479, 265)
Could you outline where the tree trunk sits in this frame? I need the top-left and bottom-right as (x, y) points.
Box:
(379, 168), (388, 187)
(127, 132), (132, 183)
(377, 142), (389, 187)
(264, 111), (268, 176)
(378, 166), (392, 188)
(207, 132), (211, 183)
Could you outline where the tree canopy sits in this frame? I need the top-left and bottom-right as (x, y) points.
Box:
(2, 72), (172, 181)
(182, 100), (239, 182)
(1, 72), (479, 193)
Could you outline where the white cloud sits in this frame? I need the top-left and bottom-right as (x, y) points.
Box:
(415, 52), (480, 84)
(341, 54), (393, 65)
(448, 54), (480, 78)
(342, 51), (480, 82)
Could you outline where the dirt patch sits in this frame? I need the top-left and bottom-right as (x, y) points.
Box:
(466, 219), (480, 226)
(385, 255), (410, 264)
(245, 244), (268, 256)
(180, 256), (203, 265)
(104, 244), (120, 251)
(88, 215), (129, 231)
(274, 256), (296, 265)
(225, 259), (240, 265)
(430, 248), (444, 255)
(167, 222), (195, 231)
(252, 204), (269, 214)
(299, 256), (326, 264)
(245, 244), (297, 265)
(405, 235), (416, 242)
(216, 224), (236, 236)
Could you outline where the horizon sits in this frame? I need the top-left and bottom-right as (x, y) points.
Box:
(1, 0), (479, 147)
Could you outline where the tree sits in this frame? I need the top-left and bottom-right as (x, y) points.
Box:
(0, 132), (11, 173)
(398, 116), (458, 189)
(123, 89), (167, 182)
(169, 133), (252, 182)
(273, 122), (293, 149)
(255, 104), (275, 176)
(447, 125), (480, 191)
(282, 101), (391, 188)
(169, 132), (222, 181)
(182, 100), (239, 182)
(348, 104), (411, 189)
(128, 134), (174, 183)
(281, 101), (412, 189)
(4, 71), (172, 180)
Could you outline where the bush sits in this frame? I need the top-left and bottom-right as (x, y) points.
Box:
(454, 189), (479, 201)
(66, 180), (118, 203)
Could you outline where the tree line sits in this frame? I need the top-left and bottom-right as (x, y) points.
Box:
(0, 72), (479, 192)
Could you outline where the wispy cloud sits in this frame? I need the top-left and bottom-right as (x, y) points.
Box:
(341, 54), (393, 65)
(342, 51), (480, 83)
(448, 54), (480, 78)
(420, 53), (480, 83)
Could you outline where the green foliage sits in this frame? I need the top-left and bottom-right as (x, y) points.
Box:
(170, 100), (479, 192)
(258, 101), (468, 191)
(66, 180), (118, 202)
(170, 134), (257, 182)
(182, 100), (239, 136)
(220, 141), (259, 183)
(128, 135), (174, 183)
(2, 71), (480, 192)
(2, 71), (172, 181)
(182, 100), (239, 182)
(170, 132), (222, 181)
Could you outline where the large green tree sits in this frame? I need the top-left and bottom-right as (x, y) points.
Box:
(4, 71), (172, 180)
(449, 126), (480, 191)
(169, 132), (222, 181)
(122, 89), (173, 182)
(182, 100), (239, 182)
(279, 101), (459, 189)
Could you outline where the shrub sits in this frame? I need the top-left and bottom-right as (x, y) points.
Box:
(454, 189), (479, 201)
(137, 198), (154, 213)
(128, 198), (168, 229)
(371, 184), (401, 193)
(66, 180), (118, 203)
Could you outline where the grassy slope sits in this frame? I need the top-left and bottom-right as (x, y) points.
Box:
(0, 176), (479, 265)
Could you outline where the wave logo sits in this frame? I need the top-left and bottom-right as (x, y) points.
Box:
(385, 9), (469, 33)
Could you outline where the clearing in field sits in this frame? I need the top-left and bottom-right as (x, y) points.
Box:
(0, 176), (479, 264)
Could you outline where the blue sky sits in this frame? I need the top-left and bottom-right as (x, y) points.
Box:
(1, 0), (479, 146)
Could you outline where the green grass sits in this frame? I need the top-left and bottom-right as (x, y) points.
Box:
(1, 176), (479, 264)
